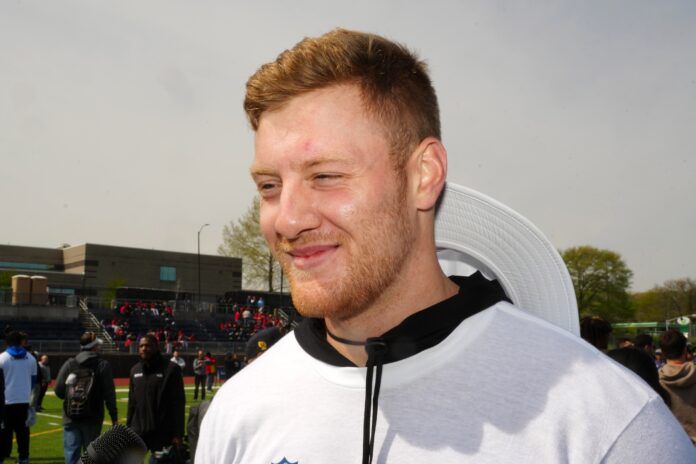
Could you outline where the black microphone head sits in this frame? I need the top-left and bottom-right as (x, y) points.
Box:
(78, 424), (147, 464)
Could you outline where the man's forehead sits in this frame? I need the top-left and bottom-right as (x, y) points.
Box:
(251, 85), (389, 170)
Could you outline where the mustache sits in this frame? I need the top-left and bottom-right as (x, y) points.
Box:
(275, 232), (344, 254)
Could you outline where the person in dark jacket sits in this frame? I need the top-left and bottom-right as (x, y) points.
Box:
(55, 332), (118, 464)
(127, 333), (185, 458)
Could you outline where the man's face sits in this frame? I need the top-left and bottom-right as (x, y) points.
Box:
(138, 337), (157, 362)
(252, 85), (415, 321)
(40, 355), (48, 364)
(198, 350), (204, 359)
(173, 351), (179, 358)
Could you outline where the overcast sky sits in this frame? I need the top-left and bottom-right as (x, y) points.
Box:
(1, 1), (694, 291)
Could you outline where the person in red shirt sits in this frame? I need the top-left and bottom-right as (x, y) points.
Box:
(204, 353), (217, 392)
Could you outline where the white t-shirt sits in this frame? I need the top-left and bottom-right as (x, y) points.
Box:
(0, 349), (37, 405)
(197, 302), (695, 463)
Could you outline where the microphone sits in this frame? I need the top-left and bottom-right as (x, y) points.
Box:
(78, 424), (147, 464)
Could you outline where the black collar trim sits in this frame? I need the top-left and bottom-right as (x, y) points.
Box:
(294, 272), (510, 367)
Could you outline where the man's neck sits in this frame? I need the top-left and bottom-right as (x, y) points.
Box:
(324, 250), (458, 366)
(666, 358), (687, 366)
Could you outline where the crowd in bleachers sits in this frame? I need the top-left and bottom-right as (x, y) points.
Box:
(211, 296), (284, 343)
(103, 296), (287, 352)
(104, 301), (194, 354)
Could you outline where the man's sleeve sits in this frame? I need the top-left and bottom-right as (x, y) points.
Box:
(126, 368), (135, 427)
(53, 359), (71, 399)
(195, 401), (216, 463)
(169, 364), (186, 440)
(602, 396), (696, 463)
(100, 360), (118, 422)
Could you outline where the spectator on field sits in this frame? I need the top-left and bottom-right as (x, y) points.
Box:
(655, 349), (666, 369)
(658, 329), (696, 442)
(245, 326), (282, 365)
(205, 352), (217, 391)
(607, 347), (671, 406)
(192, 350), (207, 401)
(54, 331), (118, 464)
(171, 350), (186, 371)
(0, 331), (37, 464)
(36, 354), (51, 412)
(580, 315), (612, 351)
(634, 333), (655, 357)
(127, 334), (185, 458)
(223, 353), (239, 381)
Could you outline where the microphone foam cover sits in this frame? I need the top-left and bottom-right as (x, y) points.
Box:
(79, 424), (147, 464)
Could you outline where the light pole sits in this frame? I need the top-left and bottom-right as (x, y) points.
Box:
(197, 223), (210, 309)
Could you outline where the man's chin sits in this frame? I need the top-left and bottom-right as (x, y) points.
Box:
(290, 285), (367, 321)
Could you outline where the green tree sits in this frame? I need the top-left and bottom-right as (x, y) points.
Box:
(632, 288), (665, 322)
(101, 277), (126, 308)
(0, 271), (12, 288)
(561, 245), (634, 322)
(218, 197), (286, 292)
(634, 278), (696, 322)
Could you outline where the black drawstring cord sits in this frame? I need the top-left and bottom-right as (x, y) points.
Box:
(363, 338), (387, 464)
(325, 327), (388, 464)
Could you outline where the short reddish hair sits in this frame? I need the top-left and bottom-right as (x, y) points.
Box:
(244, 28), (440, 167)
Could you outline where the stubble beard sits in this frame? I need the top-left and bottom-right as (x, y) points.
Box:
(275, 182), (414, 321)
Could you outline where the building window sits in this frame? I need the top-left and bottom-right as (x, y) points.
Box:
(160, 266), (176, 282)
(0, 261), (53, 271)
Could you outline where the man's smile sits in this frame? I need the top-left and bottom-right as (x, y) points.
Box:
(286, 244), (339, 270)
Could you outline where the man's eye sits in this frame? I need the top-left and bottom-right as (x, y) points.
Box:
(314, 173), (342, 183)
(257, 181), (280, 197)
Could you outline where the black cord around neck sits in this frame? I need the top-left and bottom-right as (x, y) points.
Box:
(325, 327), (369, 346)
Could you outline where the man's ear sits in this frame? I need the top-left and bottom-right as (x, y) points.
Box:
(408, 137), (448, 211)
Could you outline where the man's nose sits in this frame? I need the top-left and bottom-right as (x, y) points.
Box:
(273, 183), (321, 240)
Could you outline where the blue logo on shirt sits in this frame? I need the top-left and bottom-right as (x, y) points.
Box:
(272, 459), (298, 464)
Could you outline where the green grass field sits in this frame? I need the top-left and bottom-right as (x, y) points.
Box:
(6, 385), (217, 464)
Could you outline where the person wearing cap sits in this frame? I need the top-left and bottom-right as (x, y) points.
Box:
(54, 331), (118, 464)
(197, 29), (695, 463)
(245, 326), (283, 364)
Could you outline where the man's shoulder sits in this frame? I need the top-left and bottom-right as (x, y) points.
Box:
(59, 357), (77, 370)
(130, 361), (144, 376)
(208, 334), (304, 403)
(465, 302), (658, 406)
(480, 301), (613, 359)
(165, 358), (184, 375)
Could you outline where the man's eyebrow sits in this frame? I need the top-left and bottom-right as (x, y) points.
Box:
(300, 156), (354, 169)
(250, 156), (354, 178)
(249, 164), (278, 178)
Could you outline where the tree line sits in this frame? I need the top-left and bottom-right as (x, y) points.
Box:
(561, 246), (695, 323)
